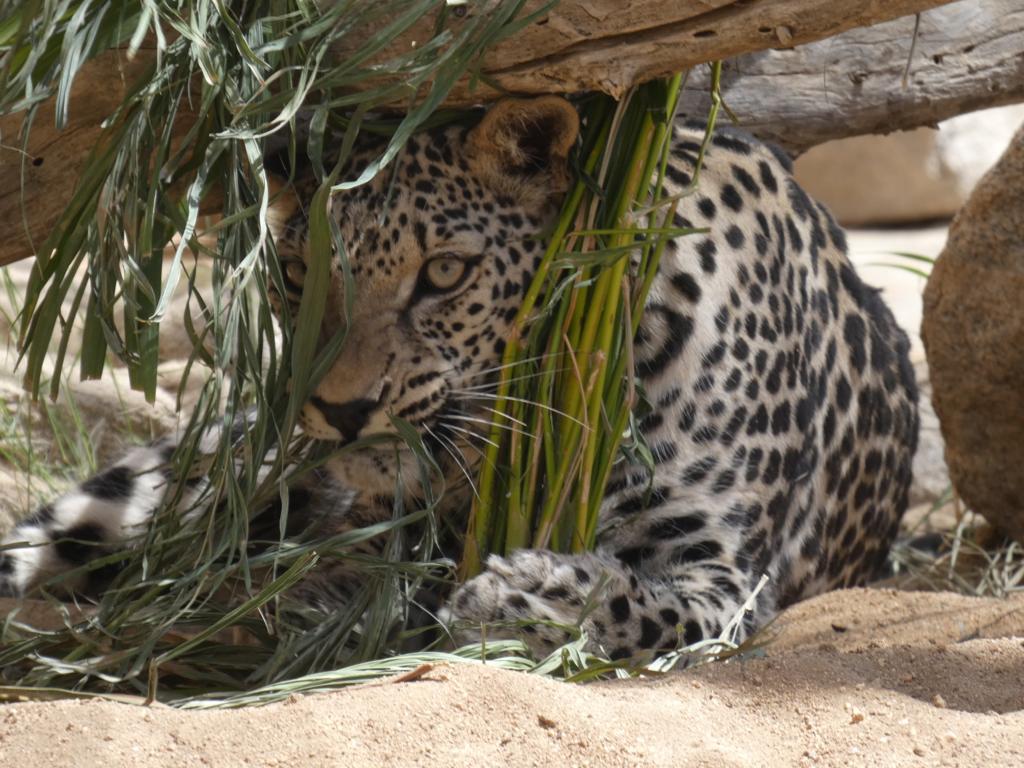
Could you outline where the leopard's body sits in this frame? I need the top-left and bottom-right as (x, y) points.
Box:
(0, 98), (918, 659)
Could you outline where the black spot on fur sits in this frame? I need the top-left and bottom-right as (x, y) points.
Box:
(758, 160), (779, 193)
(649, 515), (705, 540)
(614, 486), (671, 516)
(698, 197), (717, 220)
(639, 616), (663, 649)
(712, 132), (752, 155)
(698, 239), (717, 274)
(711, 469), (736, 494)
(609, 594), (631, 623)
(671, 540), (723, 564)
(684, 620), (703, 645)
(725, 225), (745, 249)
(843, 314), (867, 373)
(81, 465), (134, 500)
(671, 272), (701, 303)
(681, 456), (717, 486)
(637, 304), (695, 378)
(506, 593), (529, 611)
(53, 523), (106, 565)
(617, 546), (655, 567)
(720, 184), (743, 212)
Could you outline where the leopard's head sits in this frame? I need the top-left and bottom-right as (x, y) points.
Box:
(288, 97), (579, 447)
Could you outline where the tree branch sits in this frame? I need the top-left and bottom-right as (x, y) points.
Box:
(0, 0), (985, 267)
(679, 0), (1024, 155)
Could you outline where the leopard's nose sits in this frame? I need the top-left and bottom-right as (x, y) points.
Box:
(311, 397), (376, 441)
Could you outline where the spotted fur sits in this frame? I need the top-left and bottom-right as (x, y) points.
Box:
(0, 98), (917, 660)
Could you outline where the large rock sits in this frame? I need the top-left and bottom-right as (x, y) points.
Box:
(921, 123), (1024, 542)
(795, 128), (964, 226)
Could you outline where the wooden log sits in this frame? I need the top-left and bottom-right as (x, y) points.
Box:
(679, 0), (1024, 155)
(0, 49), (158, 269)
(0, 0), (977, 267)
(352, 0), (961, 102)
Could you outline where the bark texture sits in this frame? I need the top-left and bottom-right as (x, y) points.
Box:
(0, 0), (996, 267)
(336, 0), (960, 102)
(680, 0), (1024, 155)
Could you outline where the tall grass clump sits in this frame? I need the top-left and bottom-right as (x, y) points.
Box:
(464, 69), (722, 573)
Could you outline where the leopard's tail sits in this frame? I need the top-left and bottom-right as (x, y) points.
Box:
(0, 440), (183, 596)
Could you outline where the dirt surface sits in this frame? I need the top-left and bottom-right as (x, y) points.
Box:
(1, 588), (1021, 767)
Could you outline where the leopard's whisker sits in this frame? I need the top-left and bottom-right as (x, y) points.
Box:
(439, 422), (500, 450)
(453, 367), (567, 392)
(467, 405), (529, 427)
(440, 413), (535, 440)
(432, 356), (545, 384)
(458, 354), (557, 381)
(450, 390), (586, 427)
(424, 425), (480, 500)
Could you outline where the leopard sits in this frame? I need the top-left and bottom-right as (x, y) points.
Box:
(0, 96), (918, 661)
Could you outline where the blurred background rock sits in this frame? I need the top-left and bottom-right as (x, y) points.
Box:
(795, 105), (1024, 226)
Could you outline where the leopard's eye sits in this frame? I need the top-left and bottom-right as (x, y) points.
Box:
(422, 256), (467, 291)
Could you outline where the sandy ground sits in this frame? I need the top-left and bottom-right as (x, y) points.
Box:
(1, 589), (1021, 767)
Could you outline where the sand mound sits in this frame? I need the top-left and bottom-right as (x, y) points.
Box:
(1, 588), (1021, 767)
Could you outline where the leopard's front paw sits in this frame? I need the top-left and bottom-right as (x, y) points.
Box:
(449, 550), (623, 656)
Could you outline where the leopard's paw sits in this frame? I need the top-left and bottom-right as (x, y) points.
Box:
(449, 550), (623, 656)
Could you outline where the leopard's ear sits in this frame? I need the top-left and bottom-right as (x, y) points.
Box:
(466, 96), (579, 203)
